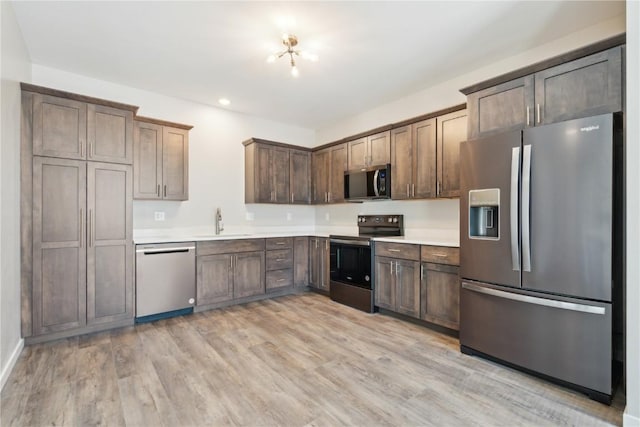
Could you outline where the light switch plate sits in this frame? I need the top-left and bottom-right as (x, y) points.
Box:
(154, 211), (165, 221)
(246, 212), (255, 221)
(286, 212), (292, 221)
(325, 213), (330, 221)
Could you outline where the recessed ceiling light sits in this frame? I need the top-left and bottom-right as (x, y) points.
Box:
(218, 98), (231, 106)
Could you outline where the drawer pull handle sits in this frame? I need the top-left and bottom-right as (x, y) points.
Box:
(276, 259), (285, 262)
(277, 278), (286, 282)
(388, 249), (401, 252)
(275, 242), (286, 245)
(432, 253), (447, 257)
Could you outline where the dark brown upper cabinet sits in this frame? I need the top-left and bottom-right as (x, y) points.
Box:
(244, 139), (311, 205)
(133, 118), (191, 201)
(466, 45), (623, 139)
(347, 130), (390, 171)
(437, 109), (467, 198)
(390, 109), (466, 200)
(313, 143), (347, 204)
(390, 118), (437, 200)
(32, 92), (133, 164)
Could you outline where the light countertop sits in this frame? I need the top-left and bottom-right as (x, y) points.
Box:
(134, 227), (459, 247)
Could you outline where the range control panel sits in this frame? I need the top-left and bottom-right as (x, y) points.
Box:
(357, 215), (404, 236)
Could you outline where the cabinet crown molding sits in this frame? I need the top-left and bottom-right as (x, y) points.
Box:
(20, 82), (139, 113)
(459, 33), (626, 95)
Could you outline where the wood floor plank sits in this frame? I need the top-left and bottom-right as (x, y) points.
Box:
(1, 292), (624, 427)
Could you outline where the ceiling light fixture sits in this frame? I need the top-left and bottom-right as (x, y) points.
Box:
(218, 98), (231, 106)
(266, 34), (317, 77)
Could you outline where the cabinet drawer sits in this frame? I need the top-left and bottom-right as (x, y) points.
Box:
(421, 246), (459, 265)
(375, 242), (420, 261)
(266, 249), (293, 270)
(266, 269), (293, 290)
(197, 239), (265, 256)
(266, 237), (293, 250)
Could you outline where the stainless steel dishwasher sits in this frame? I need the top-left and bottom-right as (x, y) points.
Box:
(135, 242), (196, 321)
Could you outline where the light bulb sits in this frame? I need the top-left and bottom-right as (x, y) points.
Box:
(218, 98), (231, 106)
(266, 54), (276, 63)
(291, 65), (299, 77)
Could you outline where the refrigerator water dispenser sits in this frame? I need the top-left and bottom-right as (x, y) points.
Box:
(469, 189), (500, 240)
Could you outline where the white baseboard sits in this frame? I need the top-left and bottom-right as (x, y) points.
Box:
(0, 338), (24, 392)
(625, 409), (640, 426)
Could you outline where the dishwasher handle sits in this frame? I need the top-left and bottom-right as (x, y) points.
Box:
(137, 246), (195, 255)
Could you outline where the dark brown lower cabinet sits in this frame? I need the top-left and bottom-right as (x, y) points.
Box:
(32, 157), (87, 335)
(197, 250), (265, 304)
(374, 256), (420, 318)
(233, 251), (265, 298)
(197, 254), (234, 305)
(309, 237), (329, 291)
(421, 262), (460, 330)
(31, 157), (134, 336)
(86, 162), (133, 325)
(293, 237), (309, 287)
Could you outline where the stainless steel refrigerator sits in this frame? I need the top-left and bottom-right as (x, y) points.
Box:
(459, 113), (623, 404)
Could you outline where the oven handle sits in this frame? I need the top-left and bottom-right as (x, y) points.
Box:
(329, 238), (370, 247)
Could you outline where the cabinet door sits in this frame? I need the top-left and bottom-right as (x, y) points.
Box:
(466, 76), (534, 139)
(133, 121), (163, 199)
(293, 236), (309, 287)
(535, 46), (622, 126)
(309, 238), (321, 288)
(312, 150), (329, 204)
(320, 238), (330, 291)
(197, 254), (233, 305)
(255, 144), (273, 203)
(374, 256), (395, 310)
(87, 162), (133, 325)
(32, 94), (87, 160)
(32, 157), (87, 335)
(328, 144), (347, 203)
(162, 126), (189, 200)
(396, 259), (421, 318)
(87, 104), (133, 165)
(437, 109), (467, 198)
(414, 118), (437, 199)
(347, 137), (367, 170)
(272, 147), (290, 204)
(233, 251), (265, 298)
(368, 131), (390, 166)
(290, 150), (311, 204)
(390, 125), (413, 200)
(421, 263), (460, 330)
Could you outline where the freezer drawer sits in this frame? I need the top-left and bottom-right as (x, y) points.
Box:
(460, 280), (612, 398)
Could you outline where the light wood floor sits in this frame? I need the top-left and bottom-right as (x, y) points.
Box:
(1, 292), (624, 426)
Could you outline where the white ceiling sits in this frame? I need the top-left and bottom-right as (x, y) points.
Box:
(12, 1), (624, 129)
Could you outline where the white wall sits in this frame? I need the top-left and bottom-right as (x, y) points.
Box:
(0, 1), (31, 389)
(31, 65), (317, 236)
(313, 15), (625, 239)
(624, 1), (639, 424)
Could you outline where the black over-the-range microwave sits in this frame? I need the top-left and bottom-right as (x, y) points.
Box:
(344, 164), (391, 201)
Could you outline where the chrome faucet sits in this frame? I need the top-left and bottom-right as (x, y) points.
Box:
(215, 208), (224, 235)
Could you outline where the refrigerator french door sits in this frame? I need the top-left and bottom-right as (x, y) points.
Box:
(459, 113), (622, 403)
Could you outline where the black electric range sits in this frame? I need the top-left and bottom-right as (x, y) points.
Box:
(329, 215), (403, 312)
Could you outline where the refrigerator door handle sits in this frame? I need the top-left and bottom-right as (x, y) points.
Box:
(510, 147), (520, 271)
(522, 144), (532, 272)
(461, 282), (605, 315)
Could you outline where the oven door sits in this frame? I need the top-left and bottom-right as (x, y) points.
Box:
(330, 239), (371, 289)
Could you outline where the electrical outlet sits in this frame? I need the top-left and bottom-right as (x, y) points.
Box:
(286, 212), (292, 221)
(154, 211), (165, 221)
(325, 213), (330, 221)
(245, 212), (255, 221)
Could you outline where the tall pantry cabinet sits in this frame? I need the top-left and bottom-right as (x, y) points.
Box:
(21, 84), (135, 340)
